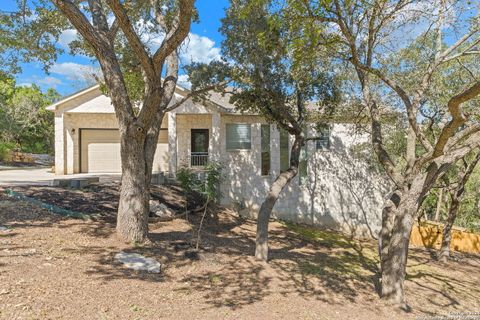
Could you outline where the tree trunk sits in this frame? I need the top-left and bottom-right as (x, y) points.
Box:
(438, 151), (480, 262)
(255, 135), (303, 261)
(434, 188), (443, 221)
(439, 196), (458, 262)
(116, 129), (150, 242)
(380, 190), (417, 308)
(114, 84), (165, 243)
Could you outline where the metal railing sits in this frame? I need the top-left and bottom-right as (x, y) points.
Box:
(190, 152), (209, 167)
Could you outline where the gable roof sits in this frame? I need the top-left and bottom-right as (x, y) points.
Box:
(46, 83), (239, 114)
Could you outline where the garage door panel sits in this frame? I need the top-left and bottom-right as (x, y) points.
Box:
(81, 129), (168, 173)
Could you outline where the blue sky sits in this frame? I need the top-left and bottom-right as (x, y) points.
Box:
(2, 0), (229, 96)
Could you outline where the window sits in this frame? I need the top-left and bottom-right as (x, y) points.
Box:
(280, 130), (290, 172)
(191, 129), (209, 166)
(226, 123), (251, 150)
(316, 124), (331, 150)
(261, 124), (270, 175)
(299, 130), (308, 185)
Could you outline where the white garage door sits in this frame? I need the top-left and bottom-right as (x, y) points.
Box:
(80, 129), (168, 173)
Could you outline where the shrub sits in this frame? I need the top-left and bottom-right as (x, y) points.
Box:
(0, 142), (16, 161)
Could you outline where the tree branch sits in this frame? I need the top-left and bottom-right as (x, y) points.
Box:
(431, 81), (480, 158)
(52, 0), (135, 123)
(106, 0), (156, 81)
(152, 0), (194, 73)
(165, 81), (230, 112)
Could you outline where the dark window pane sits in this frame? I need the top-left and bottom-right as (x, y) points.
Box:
(261, 124), (270, 175)
(280, 130), (289, 172)
(299, 146), (308, 185)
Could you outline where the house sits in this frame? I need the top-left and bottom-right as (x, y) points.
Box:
(47, 84), (389, 238)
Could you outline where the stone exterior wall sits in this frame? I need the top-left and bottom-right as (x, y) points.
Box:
(175, 114), (212, 168)
(59, 112), (167, 174)
(52, 87), (389, 238)
(213, 116), (390, 238)
(62, 113), (118, 174)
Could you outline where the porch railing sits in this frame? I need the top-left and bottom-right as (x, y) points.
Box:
(190, 152), (209, 167)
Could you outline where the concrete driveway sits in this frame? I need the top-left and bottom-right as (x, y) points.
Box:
(0, 166), (121, 186)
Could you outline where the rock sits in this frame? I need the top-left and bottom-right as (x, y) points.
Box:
(184, 249), (201, 261)
(149, 200), (162, 212)
(114, 252), (161, 273)
(0, 226), (11, 232)
(149, 200), (175, 218)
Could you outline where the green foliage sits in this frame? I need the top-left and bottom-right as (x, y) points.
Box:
(0, 142), (16, 161)
(176, 162), (224, 206)
(0, 1), (69, 74)
(176, 166), (197, 193)
(421, 152), (480, 233)
(187, 0), (340, 131)
(200, 162), (224, 204)
(0, 76), (59, 154)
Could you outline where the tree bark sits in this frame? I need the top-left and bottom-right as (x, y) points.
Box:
(380, 194), (416, 308)
(255, 135), (303, 261)
(116, 127), (150, 243)
(434, 188), (443, 221)
(439, 196), (458, 262)
(438, 151), (480, 261)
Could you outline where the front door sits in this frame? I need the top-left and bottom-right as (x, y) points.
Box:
(191, 129), (209, 166)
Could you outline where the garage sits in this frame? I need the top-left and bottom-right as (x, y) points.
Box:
(80, 129), (168, 173)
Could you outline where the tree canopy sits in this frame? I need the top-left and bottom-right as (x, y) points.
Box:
(0, 73), (60, 154)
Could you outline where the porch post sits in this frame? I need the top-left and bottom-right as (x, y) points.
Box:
(210, 113), (221, 162)
(54, 112), (65, 175)
(168, 112), (177, 177)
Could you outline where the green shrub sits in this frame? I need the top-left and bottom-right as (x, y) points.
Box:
(0, 142), (16, 161)
(20, 141), (49, 154)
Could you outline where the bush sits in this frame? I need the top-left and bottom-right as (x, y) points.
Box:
(0, 142), (16, 161)
(20, 141), (49, 154)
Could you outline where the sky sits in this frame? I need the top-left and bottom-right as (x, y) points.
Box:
(1, 0), (229, 96)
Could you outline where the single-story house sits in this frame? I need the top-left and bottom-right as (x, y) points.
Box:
(47, 84), (389, 237)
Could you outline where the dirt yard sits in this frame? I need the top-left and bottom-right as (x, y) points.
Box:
(1, 184), (479, 320)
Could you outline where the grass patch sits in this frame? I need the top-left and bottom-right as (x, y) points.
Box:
(283, 222), (380, 279)
(283, 221), (357, 249)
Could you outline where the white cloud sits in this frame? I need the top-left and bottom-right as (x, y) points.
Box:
(58, 29), (78, 49)
(17, 82), (33, 87)
(50, 62), (99, 80)
(180, 33), (221, 64)
(37, 76), (62, 88)
(139, 24), (221, 65)
(177, 74), (191, 89)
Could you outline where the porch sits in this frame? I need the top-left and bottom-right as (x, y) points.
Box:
(168, 112), (221, 174)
